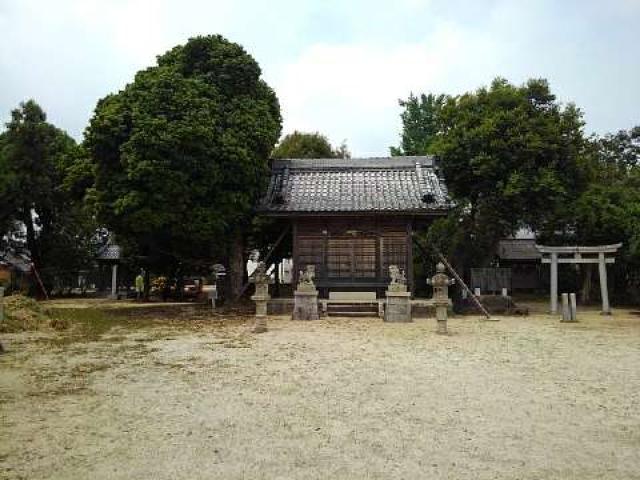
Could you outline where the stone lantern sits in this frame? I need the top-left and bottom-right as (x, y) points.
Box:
(427, 262), (455, 334)
(250, 262), (273, 333)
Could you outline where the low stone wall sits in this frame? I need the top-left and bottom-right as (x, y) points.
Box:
(268, 298), (295, 315)
(411, 304), (436, 318)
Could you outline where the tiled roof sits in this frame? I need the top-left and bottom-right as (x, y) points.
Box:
(260, 156), (451, 214)
(97, 244), (121, 260)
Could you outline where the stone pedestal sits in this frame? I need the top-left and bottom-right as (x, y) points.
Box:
(292, 290), (319, 321)
(251, 294), (269, 333)
(435, 301), (448, 334)
(384, 291), (412, 322)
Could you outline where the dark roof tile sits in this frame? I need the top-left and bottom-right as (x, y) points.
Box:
(261, 156), (451, 214)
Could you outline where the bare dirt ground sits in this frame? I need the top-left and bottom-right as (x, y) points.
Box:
(1, 300), (639, 479)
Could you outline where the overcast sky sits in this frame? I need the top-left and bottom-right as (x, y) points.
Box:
(1, 0), (639, 156)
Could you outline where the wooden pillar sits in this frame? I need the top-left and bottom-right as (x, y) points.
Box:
(598, 252), (611, 315)
(550, 252), (558, 314)
(292, 220), (299, 287)
(406, 221), (414, 296)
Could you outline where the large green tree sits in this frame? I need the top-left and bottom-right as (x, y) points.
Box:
(84, 35), (282, 297)
(569, 127), (640, 302)
(396, 79), (589, 276)
(272, 131), (349, 159)
(0, 100), (96, 292)
(390, 93), (447, 156)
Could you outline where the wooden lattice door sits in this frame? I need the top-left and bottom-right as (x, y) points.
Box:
(327, 236), (377, 281)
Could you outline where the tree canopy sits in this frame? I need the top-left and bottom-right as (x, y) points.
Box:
(395, 79), (589, 272)
(84, 35), (282, 284)
(272, 131), (349, 159)
(390, 93), (447, 156)
(0, 100), (96, 291)
(395, 78), (640, 301)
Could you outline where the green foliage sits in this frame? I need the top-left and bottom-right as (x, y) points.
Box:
(272, 131), (349, 159)
(0, 100), (98, 290)
(434, 78), (587, 236)
(84, 35), (282, 274)
(390, 93), (447, 156)
(568, 128), (640, 302)
(396, 79), (588, 272)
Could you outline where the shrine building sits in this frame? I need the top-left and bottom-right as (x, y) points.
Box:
(259, 156), (451, 298)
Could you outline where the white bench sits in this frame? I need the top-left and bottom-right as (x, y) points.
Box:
(321, 291), (384, 317)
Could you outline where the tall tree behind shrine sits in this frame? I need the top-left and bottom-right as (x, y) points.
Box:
(394, 78), (589, 272)
(0, 100), (97, 291)
(84, 35), (282, 296)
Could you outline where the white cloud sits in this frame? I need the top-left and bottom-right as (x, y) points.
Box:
(1, 0), (638, 154)
(272, 22), (504, 155)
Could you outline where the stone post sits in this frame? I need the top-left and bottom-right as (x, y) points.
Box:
(598, 252), (611, 315)
(427, 263), (455, 334)
(292, 265), (319, 321)
(561, 293), (571, 322)
(384, 265), (412, 322)
(550, 252), (558, 314)
(249, 262), (273, 333)
(569, 293), (577, 322)
(110, 264), (118, 299)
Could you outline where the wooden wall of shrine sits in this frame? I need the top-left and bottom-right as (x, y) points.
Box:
(292, 216), (414, 297)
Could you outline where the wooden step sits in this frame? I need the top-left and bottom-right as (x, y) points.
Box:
(327, 311), (373, 317)
(326, 302), (379, 317)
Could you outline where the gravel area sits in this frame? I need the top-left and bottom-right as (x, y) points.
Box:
(1, 307), (639, 479)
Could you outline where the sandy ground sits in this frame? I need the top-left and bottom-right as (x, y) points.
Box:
(1, 303), (639, 479)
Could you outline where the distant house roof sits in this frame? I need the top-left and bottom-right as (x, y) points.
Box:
(97, 244), (121, 261)
(0, 250), (32, 273)
(498, 239), (541, 261)
(260, 156), (451, 215)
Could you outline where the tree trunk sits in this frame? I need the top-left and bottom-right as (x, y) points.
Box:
(229, 229), (245, 300)
(23, 208), (40, 270)
(581, 264), (593, 304)
(144, 269), (151, 301)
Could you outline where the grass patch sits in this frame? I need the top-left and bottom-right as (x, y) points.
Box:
(0, 295), (60, 333)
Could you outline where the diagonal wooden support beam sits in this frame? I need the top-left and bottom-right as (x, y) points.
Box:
(411, 235), (491, 319)
(234, 225), (291, 301)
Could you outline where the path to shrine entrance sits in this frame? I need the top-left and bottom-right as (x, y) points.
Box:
(1, 302), (639, 479)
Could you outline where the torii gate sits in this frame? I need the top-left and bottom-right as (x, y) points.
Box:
(535, 244), (622, 315)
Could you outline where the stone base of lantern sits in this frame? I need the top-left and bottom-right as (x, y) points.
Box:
(292, 290), (319, 321)
(384, 290), (412, 322)
(251, 294), (269, 333)
(435, 302), (448, 334)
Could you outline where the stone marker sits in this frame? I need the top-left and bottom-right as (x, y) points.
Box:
(570, 293), (578, 322)
(427, 263), (455, 334)
(474, 287), (481, 297)
(292, 265), (319, 321)
(250, 262), (272, 333)
(203, 284), (217, 311)
(501, 287), (508, 298)
(561, 293), (571, 322)
(384, 265), (411, 322)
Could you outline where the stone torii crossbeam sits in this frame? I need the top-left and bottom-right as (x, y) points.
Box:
(535, 243), (622, 315)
